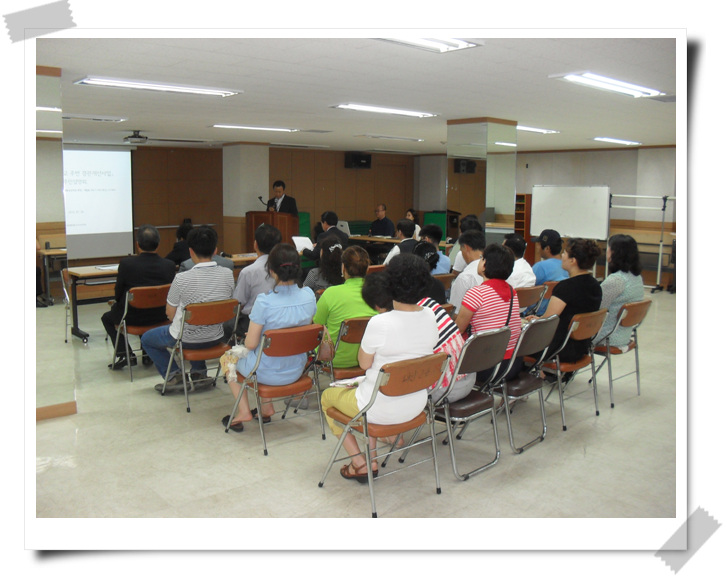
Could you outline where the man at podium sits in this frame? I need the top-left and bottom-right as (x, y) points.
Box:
(266, 180), (298, 217)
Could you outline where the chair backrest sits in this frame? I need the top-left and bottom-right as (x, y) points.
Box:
(60, 268), (71, 303)
(455, 326), (511, 376)
(315, 288), (326, 300)
(569, 308), (608, 341)
(543, 280), (558, 299)
(339, 317), (371, 345)
(183, 299), (239, 327)
(619, 299), (652, 329)
(127, 284), (171, 310)
(378, 352), (449, 397)
(263, 323), (324, 357)
(515, 284), (546, 309)
(512, 315), (560, 360)
(367, 264), (386, 274)
(434, 273), (456, 290)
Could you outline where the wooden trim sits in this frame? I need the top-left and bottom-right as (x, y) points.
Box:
(36, 136), (63, 142)
(610, 219), (676, 232)
(37, 401), (77, 421)
(447, 117), (517, 126)
(36, 65), (61, 77)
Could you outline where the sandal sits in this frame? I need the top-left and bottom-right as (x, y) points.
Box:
(250, 408), (272, 424)
(222, 415), (244, 433)
(339, 462), (379, 484)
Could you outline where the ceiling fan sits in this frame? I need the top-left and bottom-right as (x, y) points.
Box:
(122, 129), (214, 145)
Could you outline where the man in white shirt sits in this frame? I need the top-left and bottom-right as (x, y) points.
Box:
(449, 230), (486, 314)
(383, 219), (418, 265)
(503, 232), (536, 288)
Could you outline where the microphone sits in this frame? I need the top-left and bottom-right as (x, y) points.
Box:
(258, 196), (268, 207)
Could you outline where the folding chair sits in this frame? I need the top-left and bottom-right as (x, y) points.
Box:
(319, 316), (372, 383)
(225, 324), (326, 456)
(516, 284), (546, 317)
(493, 315), (560, 454)
(540, 308), (608, 431)
(432, 327), (511, 480)
(592, 300), (652, 408)
(366, 264), (386, 274)
(318, 352), (449, 518)
(161, 298), (240, 413)
(111, 284), (172, 382)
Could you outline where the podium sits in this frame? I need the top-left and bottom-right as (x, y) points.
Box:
(246, 211), (299, 251)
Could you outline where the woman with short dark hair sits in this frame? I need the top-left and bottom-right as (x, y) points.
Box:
(303, 237), (344, 293)
(222, 243), (316, 431)
(594, 234), (644, 347)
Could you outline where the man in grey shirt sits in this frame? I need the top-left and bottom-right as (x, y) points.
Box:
(225, 223), (282, 340)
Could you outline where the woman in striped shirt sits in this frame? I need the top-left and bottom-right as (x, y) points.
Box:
(454, 243), (522, 383)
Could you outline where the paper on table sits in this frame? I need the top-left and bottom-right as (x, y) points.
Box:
(95, 265), (118, 270)
(292, 236), (314, 252)
(329, 376), (365, 388)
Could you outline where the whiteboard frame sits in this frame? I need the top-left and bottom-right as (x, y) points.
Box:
(530, 185), (611, 241)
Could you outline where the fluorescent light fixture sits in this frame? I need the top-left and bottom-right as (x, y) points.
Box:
(594, 137), (642, 146)
(552, 71), (664, 98)
(36, 129), (62, 134)
(494, 141), (517, 148)
(356, 134), (424, 142)
(213, 124), (298, 132)
(518, 125), (559, 135)
(335, 103), (435, 118)
(383, 38), (477, 53)
(74, 76), (239, 97)
(36, 105), (62, 113)
(63, 113), (127, 123)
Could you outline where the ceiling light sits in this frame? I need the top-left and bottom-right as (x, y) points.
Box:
(518, 125), (560, 135)
(74, 76), (239, 97)
(551, 72), (664, 98)
(356, 134), (424, 142)
(335, 104), (435, 118)
(36, 106), (62, 113)
(594, 137), (642, 146)
(382, 38), (478, 53)
(213, 124), (299, 132)
(63, 113), (127, 123)
(494, 141), (517, 148)
(36, 129), (62, 134)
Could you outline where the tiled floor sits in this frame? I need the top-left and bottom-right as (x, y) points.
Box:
(34, 290), (679, 543)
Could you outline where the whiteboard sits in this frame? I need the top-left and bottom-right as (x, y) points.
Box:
(530, 185), (610, 240)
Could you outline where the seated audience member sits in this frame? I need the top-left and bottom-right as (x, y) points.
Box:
(303, 237), (344, 293)
(313, 245), (378, 369)
(503, 232), (536, 288)
(302, 211), (349, 263)
(362, 271), (394, 313)
(36, 239), (47, 307)
(179, 226), (234, 272)
(451, 215), (483, 275)
(223, 243), (317, 431)
(225, 223), (281, 339)
(594, 234), (645, 347)
(165, 221), (193, 266)
(449, 230), (486, 314)
(532, 228), (569, 315)
(369, 203), (396, 237)
(455, 243), (522, 382)
(419, 223), (451, 275)
(526, 238), (602, 363)
(405, 208), (421, 240)
(102, 225), (176, 370)
(412, 241), (447, 305)
(320, 253), (438, 482)
(383, 219), (418, 265)
(142, 226), (235, 390)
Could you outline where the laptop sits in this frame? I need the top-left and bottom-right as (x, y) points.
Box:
(337, 220), (351, 236)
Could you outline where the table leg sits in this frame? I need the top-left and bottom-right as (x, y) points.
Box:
(42, 254), (55, 305)
(70, 276), (89, 343)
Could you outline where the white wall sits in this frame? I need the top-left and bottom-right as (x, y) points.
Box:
(36, 139), (65, 222)
(516, 147), (675, 223)
(222, 144), (269, 217)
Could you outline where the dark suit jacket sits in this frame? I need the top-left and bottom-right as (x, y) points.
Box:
(302, 225), (349, 262)
(110, 252), (177, 326)
(266, 194), (299, 217)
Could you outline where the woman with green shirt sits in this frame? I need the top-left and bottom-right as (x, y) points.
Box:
(313, 245), (378, 368)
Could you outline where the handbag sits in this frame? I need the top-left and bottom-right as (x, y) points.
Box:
(317, 326), (336, 362)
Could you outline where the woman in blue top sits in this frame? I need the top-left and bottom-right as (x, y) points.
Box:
(223, 243), (317, 431)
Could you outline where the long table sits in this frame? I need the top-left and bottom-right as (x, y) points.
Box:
(349, 236), (453, 252)
(38, 247), (68, 304)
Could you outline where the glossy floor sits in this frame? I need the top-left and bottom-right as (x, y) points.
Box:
(35, 292), (678, 524)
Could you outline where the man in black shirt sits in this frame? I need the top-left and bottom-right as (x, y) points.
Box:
(369, 203), (395, 237)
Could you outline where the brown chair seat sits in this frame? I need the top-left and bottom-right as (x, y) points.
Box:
(125, 320), (170, 335)
(333, 367), (365, 380)
(594, 341), (636, 355)
(435, 391), (495, 422)
(542, 355), (592, 374)
(257, 376), (314, 399)
(326, 407), (427, 438)
(495, 371), (545, 399)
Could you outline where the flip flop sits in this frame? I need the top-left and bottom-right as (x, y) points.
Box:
(339, 462), (379, 484)
(250, 408), (272, 424)
(222, 415), (244, 432)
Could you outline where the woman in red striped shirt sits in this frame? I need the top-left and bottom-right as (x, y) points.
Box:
(454, 243), (522, 382)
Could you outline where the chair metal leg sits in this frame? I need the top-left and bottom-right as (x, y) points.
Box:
(160, 346), (178, 396)
(502, 387), (547, 453)
(361, 420), (377, 518)
(556, 370), (568, 431)
(318, 422), (350, 488)
(427, 408), (442, 494)
(633, 331), (641, 397)
(590, 356), (600, 417)
(178, 354), (191, 413)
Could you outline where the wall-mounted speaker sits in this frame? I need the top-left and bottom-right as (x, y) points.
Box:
(453, 158), (477, 174)
(344, 152), (372, 169)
